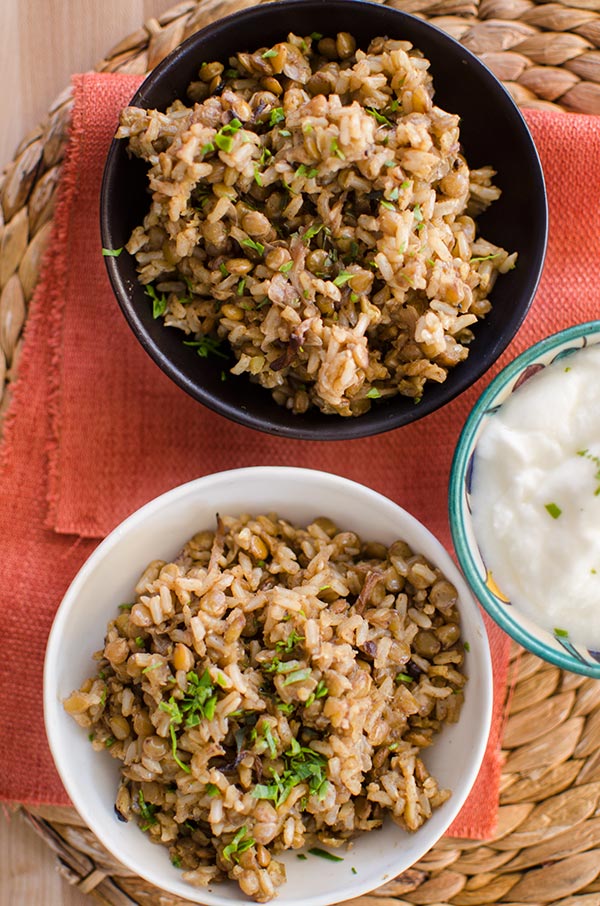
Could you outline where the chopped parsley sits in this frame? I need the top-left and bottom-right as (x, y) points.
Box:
(305, 679), (328, 707)
(275, 630), (304, 653)
(577, 448), (600, 495)
(296, 164), (318, 179)
(135, 636), (144, 648)
(253, 165), (263, 186)
(333, 271), (354, 287)
(219, 262), (229, 277)
(184, 336), (228, 359)
(352, 866), (358, 874)
(545, 502), (562, 519)
(281, 667), (312, 686)
(308, 847), (344, 862)
(222, 826), (255, 862)
(260, 146), (272, 166)
(262, 48), (278, 58)
(104, 736), (116, 748)
(241, 237), (265, 256)
(251, 737), (329, 806)
(470, 252), (500, 263)
(366, 387), (381, 399)
(366, 107), (392, 126)
(205, 783), (221, 797)
(302, 223), (324, 244)
(138, 790), (158, 830)
(158, 670), (219, 773)
(171, 855), (182, 868)
(279, 261), (294, 273)
(554, 627), (569, 637)
(237, 277), (247, 296)
(464, 641), (471, 652)
(214, 118), (243, 153)
(141, 661), (161, 674)
(101, 246), (123, 257)
(145, 284), (168, 319)
(400, 179), (411, 190)
(395, 672), (413, 684)
(269, 107), (285, 126)
(201, 141), (215, 156)
(277, 701), (295, 714)
(330, 138), (345, 159)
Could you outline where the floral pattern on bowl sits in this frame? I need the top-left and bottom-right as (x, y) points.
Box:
(449, 321), (600, 677)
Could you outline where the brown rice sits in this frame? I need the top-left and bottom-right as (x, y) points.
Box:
(64, 512), (466, 901)
(116, 32), (516, 417)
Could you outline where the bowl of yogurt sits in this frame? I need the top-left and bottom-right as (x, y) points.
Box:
(449, 320), (600, 677)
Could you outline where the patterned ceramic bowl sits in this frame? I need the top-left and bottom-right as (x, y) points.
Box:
(449, 321), (600, 677)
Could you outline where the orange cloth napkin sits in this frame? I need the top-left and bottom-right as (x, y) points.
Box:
(1, 72), (599, 842)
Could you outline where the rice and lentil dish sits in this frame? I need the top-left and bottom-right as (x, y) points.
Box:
(65, 513), (466, 901)
(116, 32), (516, 417)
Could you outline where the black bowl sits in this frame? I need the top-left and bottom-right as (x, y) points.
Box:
(101, 0), (547, 441)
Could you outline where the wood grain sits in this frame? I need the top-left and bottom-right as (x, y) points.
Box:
(0, 0), (173, 169)
(0, 809), (89, 906)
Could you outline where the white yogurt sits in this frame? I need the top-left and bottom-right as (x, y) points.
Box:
(471, 343), (600, 647)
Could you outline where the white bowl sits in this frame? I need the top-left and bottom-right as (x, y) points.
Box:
(44, 467), (492, 906)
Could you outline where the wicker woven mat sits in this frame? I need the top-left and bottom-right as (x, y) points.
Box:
(3, 1), (600, 904)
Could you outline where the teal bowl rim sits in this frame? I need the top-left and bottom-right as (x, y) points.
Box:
(449, 319), (600, 677)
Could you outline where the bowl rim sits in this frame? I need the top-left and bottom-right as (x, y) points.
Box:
(45, 465), (493, 906)
(100, 0), (548, 441)
(449, 319), (600, 677)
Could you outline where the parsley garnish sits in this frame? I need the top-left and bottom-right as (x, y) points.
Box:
(400, 179), (411, 190)
(308, 847), (343, 862)
(237, 277), (246, 296)
(279, 261), (294, 273)
(366, 107), (392, 126)
(241, 237), (265, 256)
(205, 783), (221, 797)
(183, 336), (228, 359)
(214, 118), (242, 153)
(395, 672), (413, 684)
(138, 790), (158, 830)
(275, 630), (304, 653)
(281, 667), (312, 686)
(554, 627), (569, 637)
(223, 826), (255, 862)
(333, 271), (354, 287)
(102, 246), (123, 257)
(277, 701), (295, 714)
(262, 48), (278, 58)
(201, 141), (215, 156)
(269, 107), (285, 126)
(171, 855), (182, 868)
(296, 164), (318, 179)
(305, 679), (328, 707)
(366, 387), (381, 399)
(145, 284), (167, 319)
(545, 502), (562, 519)
(251, 738), (329, 806)
(302, 223), (324, 244)
(254, 165), (263, 186)
(470, 252), (500, 262)
(105, 736), (115, 748)
(577, 448), (600, 495)
(219, 262), (229, 277)
(330, 138), (345, 160)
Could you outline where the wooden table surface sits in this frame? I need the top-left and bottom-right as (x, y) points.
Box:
(0, 5), (174, 903)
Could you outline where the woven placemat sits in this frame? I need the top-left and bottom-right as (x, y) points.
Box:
(2, 1), (600, 904)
